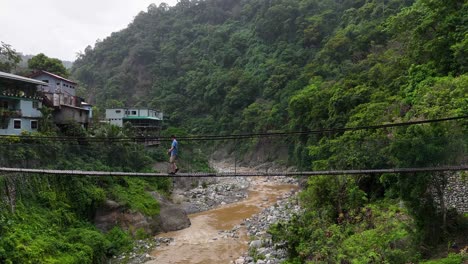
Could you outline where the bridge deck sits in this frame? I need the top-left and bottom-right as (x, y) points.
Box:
(0, 166), (466, 177)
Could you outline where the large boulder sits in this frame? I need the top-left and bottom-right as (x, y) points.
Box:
(94, 192), (190, 235)
(150, 192), (191, 232)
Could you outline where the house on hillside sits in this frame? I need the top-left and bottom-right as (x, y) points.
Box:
(105, 108), (163, 144)
(29, 70), (91, 128)
(0, 71), (45, 135)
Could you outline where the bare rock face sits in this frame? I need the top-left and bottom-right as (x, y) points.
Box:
(150, 192), (191, 232)
(94, 192), (190, 235)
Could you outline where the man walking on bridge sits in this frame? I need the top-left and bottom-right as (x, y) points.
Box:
(168, 135), (179, 174)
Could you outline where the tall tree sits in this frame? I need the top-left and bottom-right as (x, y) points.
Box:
(28, 53), (69, 77)
(0, 42), (21, 73)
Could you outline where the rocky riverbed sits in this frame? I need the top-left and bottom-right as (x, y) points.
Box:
(113, 162), (300, 264)
(174, 176), (251, 214)
(232, 185), (302, 264)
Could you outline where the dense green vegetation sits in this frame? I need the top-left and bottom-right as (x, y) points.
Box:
(271, 198), (420, 263)
(28, 53), (70, 78)
(0, 122), (173, 263)
(0, 42), (21, 73)
(71, 0), (467, 262)
(71, 0), (466, 133)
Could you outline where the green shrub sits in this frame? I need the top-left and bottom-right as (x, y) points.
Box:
(135, 228), (150, 240)
(271, 200), (419, 263)
(110, 177), (160, 216)
(105, 227), (133, 256)
(420, 253), (465, 264)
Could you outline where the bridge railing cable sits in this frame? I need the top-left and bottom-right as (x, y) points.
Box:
(0, 165), (466, 178)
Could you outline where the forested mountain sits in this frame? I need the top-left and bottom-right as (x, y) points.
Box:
(73, 0), (409, 128)
(72, 0), (467, 175)
(70, 0), (467, 262)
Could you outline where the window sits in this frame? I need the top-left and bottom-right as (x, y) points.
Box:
(116, 110), (121, 113)
(32, 101), (39, 109)
(131, 111), (137, 115)
(125, 110), (130, 115)
(13, 119), (21, 129)
(1, 101), (7, 109)
(31, 120), (38, 129)
(57, 82), (60, 85)
(42, 80), (49, 83)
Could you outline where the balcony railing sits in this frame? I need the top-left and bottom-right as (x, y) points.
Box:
(44, 92), (83, 108)
(0, 110), (22, 129)
(0, 90), (42, 100)
(0, 109), (22, 118)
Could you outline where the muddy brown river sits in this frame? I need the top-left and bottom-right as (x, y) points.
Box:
(146, 178), (297, 264)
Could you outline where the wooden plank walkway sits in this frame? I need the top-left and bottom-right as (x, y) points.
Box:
(0, 165), (466, 177)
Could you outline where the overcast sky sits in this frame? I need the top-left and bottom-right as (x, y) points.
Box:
(0, 0), (179, 61)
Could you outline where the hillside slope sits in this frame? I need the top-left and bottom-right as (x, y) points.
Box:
(72, 0), (420, 130)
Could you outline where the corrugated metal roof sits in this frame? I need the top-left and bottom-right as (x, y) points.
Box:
(29, 70), (77, 84)
(0, 71), (48, 85)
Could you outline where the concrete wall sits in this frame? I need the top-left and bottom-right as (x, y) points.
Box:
(106, 109), (124, 126)
(20, 100), (42, 118)
(0, 98), (41, 135)
(108, 118), (124, 127)
(53, 106), (89, 125)
(0, 117), (39, 135)
(34, 73), (76, 96)
(106, 109), (125, 119)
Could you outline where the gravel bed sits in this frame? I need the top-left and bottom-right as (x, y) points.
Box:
(231, 183), (302, 264)
(177, 176), (251, 214)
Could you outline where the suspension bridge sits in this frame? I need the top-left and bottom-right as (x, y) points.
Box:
(0, 165), (466, 178)
(0, 115), (466, 178)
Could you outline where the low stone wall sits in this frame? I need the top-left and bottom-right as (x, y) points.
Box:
(444, 172), (468, 214)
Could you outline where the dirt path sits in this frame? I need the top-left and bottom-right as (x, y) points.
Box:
(146, 177), (297, 264)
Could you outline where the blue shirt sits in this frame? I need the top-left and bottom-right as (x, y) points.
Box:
(171, 139), (178, 156)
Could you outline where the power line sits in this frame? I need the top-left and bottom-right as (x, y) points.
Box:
(175, 115), (468, 140)
(0, 115), (466, 143)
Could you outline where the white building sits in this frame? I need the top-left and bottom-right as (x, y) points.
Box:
(106, 108), (163, 127)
